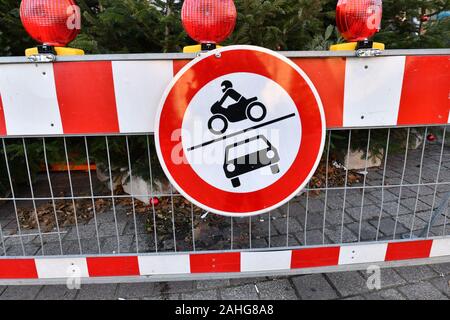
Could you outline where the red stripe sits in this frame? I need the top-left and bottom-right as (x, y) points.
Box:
(53, 62), (120, 134)
(385, 240), (433, 261)
(0, 94), (7, 135)
(0, 259), (38, 279)
(397, 56), (450, 125)
(291, 247), (340, 269)
(292, 58), (346, 128)
(190, 252), (241, 273)
(173, 60), (191, 76)
(86, 256), (140, 277)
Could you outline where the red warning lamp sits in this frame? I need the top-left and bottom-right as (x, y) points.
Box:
(336, 0), (382, 42)
(20, 0), (84, 56)
(181, 0), (237, 52)
(331, 0), (385, 51)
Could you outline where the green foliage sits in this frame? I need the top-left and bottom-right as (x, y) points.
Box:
(71, 0), (186, 53)
(0, 0), (35, 56)
(375, 0), (450, 48)
(2, 0), (448, 54)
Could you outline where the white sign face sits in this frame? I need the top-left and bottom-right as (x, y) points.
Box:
(181, 72), (302, 193)
(156, 45), (326, 217)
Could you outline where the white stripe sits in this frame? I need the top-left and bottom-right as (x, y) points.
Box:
(138, 255), (190, 275)
(241, 251), (291, 272)
(339, 243), (388, 265)
(343, 57), (406, 127)
(112, 61), (173, 134)
(35, 258), (89, 279)
(430, 238), (450, 257)
(0, 64), (63, 135)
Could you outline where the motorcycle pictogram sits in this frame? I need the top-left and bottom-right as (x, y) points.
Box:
(207, 80), (267, 135)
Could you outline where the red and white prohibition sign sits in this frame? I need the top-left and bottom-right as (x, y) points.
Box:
(155, 45), (326, 217)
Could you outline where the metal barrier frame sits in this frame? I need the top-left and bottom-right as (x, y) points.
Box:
(0, 49), (448, 285)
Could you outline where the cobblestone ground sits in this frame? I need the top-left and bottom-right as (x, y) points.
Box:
(0, 263), (449, 300)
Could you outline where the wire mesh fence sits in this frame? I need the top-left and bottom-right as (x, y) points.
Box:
(0, 125), (448, 258)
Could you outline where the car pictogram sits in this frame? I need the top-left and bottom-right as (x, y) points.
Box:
(224, 135), (280, 188)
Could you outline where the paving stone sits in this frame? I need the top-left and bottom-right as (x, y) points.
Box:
(346, 205), (384, 221)
(35, 285), (78, 300)
(101, 235), (134, 254)
(250, 215), (274, 238)
(98, 222), (127, 237)
(249, 237), (268, 249)
(3, 234), (37, 246)
(398, 282), (448, 300)
(220, 284), (259, 300)
(395, 265), (439, 283)
(76, 284), (118, 300)
(0, 285), (42, 300)
(156, 281), (196, 294)
(5, 244), (40, 256)
(64, 224), (98, 241)
(369, 217), (408, 238)
(143, 293), (181, 300)
(229, 277), (269, 287)
(63, 239), (101, 255)
(122, 216), (148, 235)
(326, 271), (369, 297)
(324, 225), (358, 245)
(325, 209), (354, 226)
(359, 267), (407, 290)
(292, 274), (338, 300)
(304, 229), (327, 246)
(269, 234), (300, 248)
(367, 189), (402, 204)
(365, 288), (406, 300)
(398, 197), (432, 214)
(181, 289), (219, 300)
(417, 210), (447, 227)
(345, 190), (376, 208)
(302, 198), (325, 214)
(379, 268), (408, 288)
(116, 282), (157, 299)
(133, 234), (156, 253)
(299, 212), (324, 230)
(272, 217), (303, 234)
(256, 279), (298, 300)
(394, 213), (428, 232)
(197, 280), (230, 290)
(429, 276), (450, 297)
(341, 295), (366, 300)
(379, 201), (412, 216)
(346, 221), (379, 241)
(430, 263), (450, 275)
(37, 241), (65, 256)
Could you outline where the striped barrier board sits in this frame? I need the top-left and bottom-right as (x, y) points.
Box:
(0, 54), (448, 136)
(0, 238), (449, 282)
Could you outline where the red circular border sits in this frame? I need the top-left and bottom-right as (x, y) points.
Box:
(158, 48), (324, 214)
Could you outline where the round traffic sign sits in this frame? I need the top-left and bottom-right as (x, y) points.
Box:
(155, 45), (326, 217)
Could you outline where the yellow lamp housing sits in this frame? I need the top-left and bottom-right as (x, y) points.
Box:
(183, 44), (223, 53)
(330, 42), (385, 51)
(25, 46), (84, 57)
